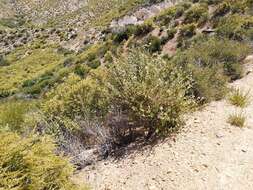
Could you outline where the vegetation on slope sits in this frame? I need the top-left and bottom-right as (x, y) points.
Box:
(0, 0), (253, 188)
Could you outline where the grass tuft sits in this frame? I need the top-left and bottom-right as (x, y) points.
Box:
(227, 112), (246, 128)
(229, 88), (250, 108)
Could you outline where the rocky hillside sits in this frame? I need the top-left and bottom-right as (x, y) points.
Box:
(0, 0), (155, 53)
(1, 0), (87, 24)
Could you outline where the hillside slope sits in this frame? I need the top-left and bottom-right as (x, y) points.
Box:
(74, 60), (253, 190)
(0, 0), (15, 19)
(1, 0), (253, 189)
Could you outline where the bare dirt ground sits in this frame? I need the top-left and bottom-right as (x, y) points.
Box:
(74, 61), (253, 190)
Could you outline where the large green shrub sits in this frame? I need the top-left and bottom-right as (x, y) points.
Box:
(107, 50), (194, 134)
(0, 132), (87, 190)
(173, 37), (250, 102)
(181, 37), (250, 80)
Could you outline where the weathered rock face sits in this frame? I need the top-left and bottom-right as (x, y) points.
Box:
(110, 0), (181, 29)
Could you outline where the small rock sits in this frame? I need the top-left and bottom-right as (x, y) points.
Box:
(149, 185), (158, 190)
(194, 119), (200, 124)
(241, 149), (247, 153)
(203, 164), (208, 168)
(216, 133), (224, 138)
(244, 55), (253, 64)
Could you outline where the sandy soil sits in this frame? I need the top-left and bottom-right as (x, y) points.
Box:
(74, 62), (253, 190)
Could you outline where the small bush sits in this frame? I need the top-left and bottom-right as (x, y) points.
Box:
(167, 28), (177, 40)
(104, 51), (113, 63)
(63, 57), (75, 66)
(183, 4), (209, 25)
(87, 58), (101, 69)
(227, 113), (246, 128)
(177, 24), (196, 47)
(113, 29), (129, 43)
(74, 64), (91, 77)
(212, 2), (230, 18)
(230, 1), (247, 14)
(0, 54), (9, 66)
(178, 24), (196, 38)
(22, 72), (57, 96)
(0, 89), (14, 98)
(146, 36), (162, 53)
(22, 79), (36, 88)
(0, 132), (87, 190)
(229, 89), (250, 107)
(113, 25), (137, 43)
(189, 64), (228, 102)
(43, 72), (110, 120)
(134, 21), (154, 36)
(0, 101), (29, 132)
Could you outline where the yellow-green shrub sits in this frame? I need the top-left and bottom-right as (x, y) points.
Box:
(43, 71), (110, 120)
(0, 101), (30, 133)
(0, 132), (87, 190)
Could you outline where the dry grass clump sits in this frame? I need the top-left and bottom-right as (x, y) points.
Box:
(229, 88), (250, 108)
(227, 112), (246, 128)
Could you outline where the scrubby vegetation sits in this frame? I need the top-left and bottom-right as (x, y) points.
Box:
(1, 0), (253, 188)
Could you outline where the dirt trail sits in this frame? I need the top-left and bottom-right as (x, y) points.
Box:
(74, 61), (253, 190)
